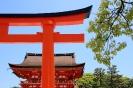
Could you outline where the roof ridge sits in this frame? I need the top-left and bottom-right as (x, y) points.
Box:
(26, 52), (75, 56)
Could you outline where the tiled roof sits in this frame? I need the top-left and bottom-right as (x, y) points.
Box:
(9, 53), (84, 67)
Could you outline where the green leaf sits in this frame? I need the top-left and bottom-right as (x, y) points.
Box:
(86, 0), (133, 66)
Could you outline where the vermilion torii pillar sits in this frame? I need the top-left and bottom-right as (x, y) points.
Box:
(0, 5), (92, 88)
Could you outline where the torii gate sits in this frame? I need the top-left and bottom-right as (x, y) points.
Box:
(0, 5), (92, 88)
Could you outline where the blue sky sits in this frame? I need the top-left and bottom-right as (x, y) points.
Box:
(0, 0), (133, 87)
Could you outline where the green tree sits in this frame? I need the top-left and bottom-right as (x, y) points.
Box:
(76, 66), (133, 88)
(103, 74), (111, 88)
(86, 0), (133, 66)
(122, 77), (130, 87)
(128, 78), (133, 88)
(76, 73), (95, 88)
(107, 65), (122, 88)
(93, 68), (106, 87)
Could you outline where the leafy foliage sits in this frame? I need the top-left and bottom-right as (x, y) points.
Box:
(76, 65), (133, 88)
(86, 0), (133, 66)
(107, 65), (122, 87)
(76, 73), (95, 87)
(93, 68), (106, 87)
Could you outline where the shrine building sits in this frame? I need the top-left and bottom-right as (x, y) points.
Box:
(8, 53), (85, 88)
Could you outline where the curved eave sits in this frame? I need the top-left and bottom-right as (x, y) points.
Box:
(0, 5), (92, 18)
(0, 5), (92, 26)
(12, 72), (20, 78)
(8, 63), (85, 68)
(77, 63), (85, 77)
(76, 63), (85, 67)
(8, 63), (20, 68)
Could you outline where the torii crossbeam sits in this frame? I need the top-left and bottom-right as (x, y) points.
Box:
(0, 5), (92, 88)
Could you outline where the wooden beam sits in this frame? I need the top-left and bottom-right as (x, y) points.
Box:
(54, 33), (84, 43)
(0, 33), (84, 43)
(0, 13), (84, 26)
(0, 34), (42, 43)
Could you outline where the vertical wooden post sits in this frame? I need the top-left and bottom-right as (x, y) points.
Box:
(0, 24), (8, 35)
(41, 20), (55, 88)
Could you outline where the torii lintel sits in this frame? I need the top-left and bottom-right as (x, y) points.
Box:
(0, 5), (92, 26)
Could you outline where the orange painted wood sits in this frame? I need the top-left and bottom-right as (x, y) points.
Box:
(0, 12), (86, 87)
(54, 33), (84, 43)
(0, 24), (8, 35)
(13, 67), (82, 88)
(0, 13), (84, 26)
(0, 34), (42, 43)
(0, 33), (84, 43)
(41, 22), (55, 88)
